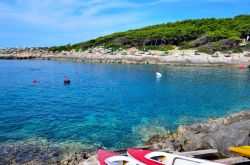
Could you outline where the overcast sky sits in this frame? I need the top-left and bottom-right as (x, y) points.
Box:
(0, 0), (249, 47)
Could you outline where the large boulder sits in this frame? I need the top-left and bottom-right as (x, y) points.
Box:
(243, 51), (250, 57)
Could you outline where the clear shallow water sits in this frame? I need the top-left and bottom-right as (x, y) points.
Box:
(0, 60), (250, 149)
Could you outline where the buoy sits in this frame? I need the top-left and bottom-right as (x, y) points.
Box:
(156, 72), (162, 78)
(64, 75), (70, 84)
(33, 80), (37, 84)
(64, 79), (71, 84)
(239, 66), (248, 70)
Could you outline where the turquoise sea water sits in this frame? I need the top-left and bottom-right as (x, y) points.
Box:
(1, 60), (250, 150)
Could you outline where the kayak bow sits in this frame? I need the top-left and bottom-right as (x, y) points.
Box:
(127, 148), (225, 165)
(229, 146), (250, 158)
(98, 149), (144, 165)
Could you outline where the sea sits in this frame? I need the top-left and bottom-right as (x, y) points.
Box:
(0, 60), (250, 159)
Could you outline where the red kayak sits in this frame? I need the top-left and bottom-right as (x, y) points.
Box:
(239, 65), (248, 69)
(127, 148), (225, 165)
(98, 149), (145, 165)
(127, 148), (164, 165)
(98, 150), (118, 165)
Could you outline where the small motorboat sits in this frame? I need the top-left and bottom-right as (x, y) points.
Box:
(156, 72), (162, 79)
(127, 148), (225, 165)
(98, 149), (144, 165)
(229, 146), (250, 158)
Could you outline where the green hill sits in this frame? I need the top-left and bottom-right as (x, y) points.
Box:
(49, 15), (250, 54)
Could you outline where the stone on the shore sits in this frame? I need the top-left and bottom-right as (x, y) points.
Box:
(243, 51), (250, 57)
(61, 150), (96, 165)
(146, 110), (250, 156)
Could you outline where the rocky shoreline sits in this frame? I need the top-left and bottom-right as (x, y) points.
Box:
(146, 110), (250, 157)
(1, 47), (250, 67)
(1, 110), (249, 165)
(77, 110), (250, 164)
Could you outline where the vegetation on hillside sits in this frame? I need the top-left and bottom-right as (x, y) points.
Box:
(49, 15), (250, 54)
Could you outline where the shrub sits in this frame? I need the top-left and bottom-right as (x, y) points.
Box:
(104, 42), (125, 50)
(139, 45), (174, 51)
(159, 45), (175, 51)
(211, 42), (221, 47)
(243, 43), (250, 50)
(197, 46), (214, 54)
(230, 48), (243, 53)
(179, 41), (195, 49)
(229, 36), (242, 41)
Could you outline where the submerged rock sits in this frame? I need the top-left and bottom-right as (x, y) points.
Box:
(0, 143), (63, 165)
(146, 110), (250, 156)
(0, 139), (97, 165)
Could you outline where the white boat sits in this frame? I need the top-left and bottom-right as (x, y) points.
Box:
(156, 72), (162, 78)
